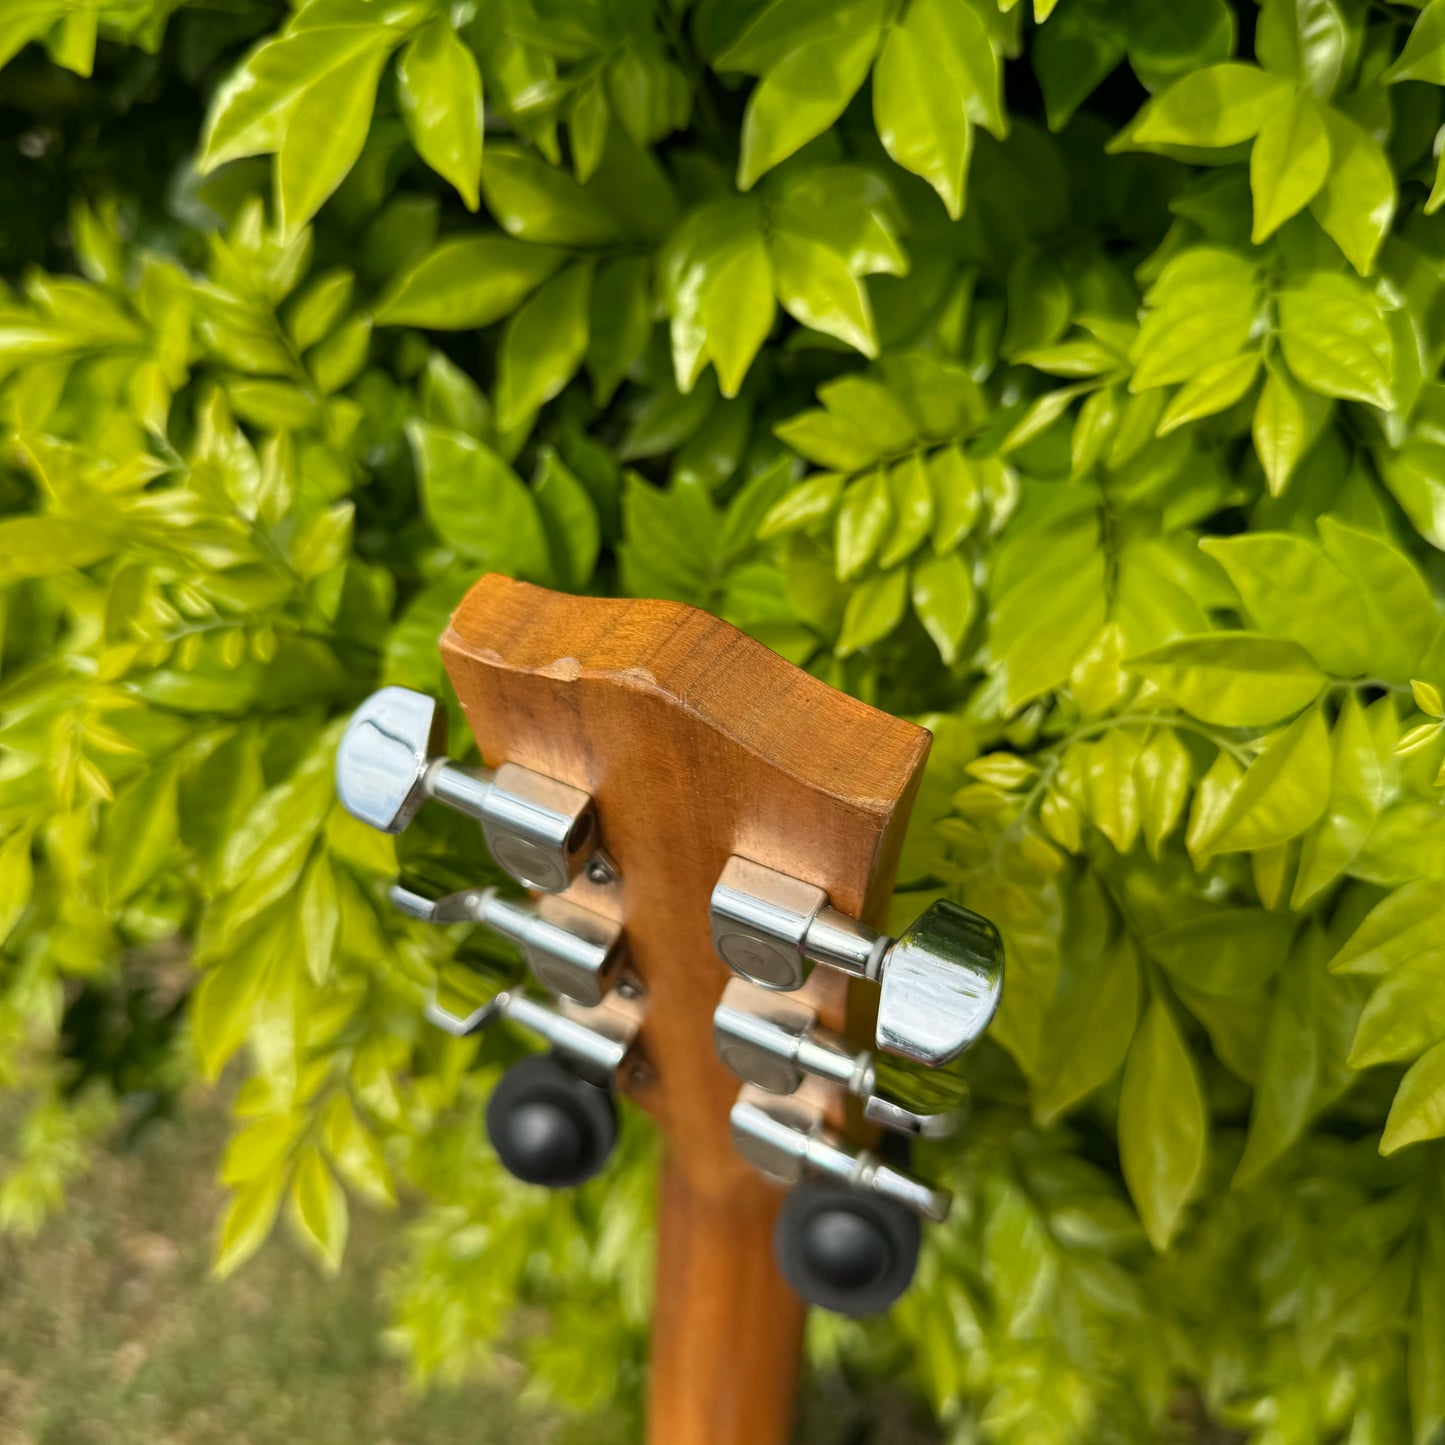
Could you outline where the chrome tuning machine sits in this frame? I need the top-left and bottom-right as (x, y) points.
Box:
(429, 974), (641, 1188)
(713, 978), (967, 1138)
(391, 883), (624, 1006)
(335, 685), (608, 893)
(710, 856), (1003, 1067)
(732, 1087), (949, 1317)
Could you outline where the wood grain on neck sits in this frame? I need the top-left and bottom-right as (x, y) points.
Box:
(442, 576), (930, 1445)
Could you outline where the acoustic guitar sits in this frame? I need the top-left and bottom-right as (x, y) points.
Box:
(335, 574), (1003, 1445)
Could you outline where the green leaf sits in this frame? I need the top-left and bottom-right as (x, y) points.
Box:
(496, 261), (593, 432)
(374, 236), (565, 329)
(1119, 997), (1207, 1252)
(1137, 728), (1192, 859)
(1128, 62), (1292, 148)
(1234, 924), (1363, 1184)
(1292, 693), (1389, 905)
(199, 23), (396, 173)
(836, 567), (908, 656)
(1035, 936), (1140, 1124)
(873, 22), (969, 220)
(287, 267), (354, 351)
(1126, 633), (1327, 727)
(1199, 532), (1369, 675)
(871, 0), (1000, 218)
(1203, 705), (1330, 854)
(289, 1146), (348, 1273)
(1157, 352), (1261, 433)
(0, 829), (33, 945)
(1382, 1037), (1445, 1153)
(1384, 0), (1445, 84)
(759, 472), (845, 537)
(880, 454), (934, 568)
(1377, 441), (1445, 553)
(769, 229), (877, 357)
(213, 1174), (285, 1280)
(911, 551), (976, 664)
(1149, 908), (1296, 995)
(736, 9), (883, 190)
(1249, 91), (1331, 242)
(534, 447), (600, 590)
(275, 39), (395, 236)
(1309, 107), (1395, 276)
(406, 420), (552, 582)
(586, 255), (652, 406)
(1251, 358), (1319, 496)
(1318, 516), (1436, 684)
(298, 851), (339, 986)
(1329, 879), (1445, 978)
(928, 446), (984, 552)
(835, 469), (893, 580)
(1276, 273), (1394, 409)
(0, 516), (114, 583)
(396, 18), (484, 211)
(103, 759), (180, 905)
(1410, 1207), (1445, 1445)
(481, 143), (627, 246)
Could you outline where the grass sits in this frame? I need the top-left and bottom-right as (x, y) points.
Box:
(0, 1090), (939, 1445)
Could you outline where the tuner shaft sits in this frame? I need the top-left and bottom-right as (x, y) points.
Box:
(730, 1089), (950, 1223)
(426, 987), (637, 1087)
(713, 979), (966, 1138)
(392, 884), (624, 1006)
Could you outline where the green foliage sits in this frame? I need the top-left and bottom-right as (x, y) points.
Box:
(4, 1), (1445, 1441)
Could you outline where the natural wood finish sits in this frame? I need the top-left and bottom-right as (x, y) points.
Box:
(441, 576), (931, 1445)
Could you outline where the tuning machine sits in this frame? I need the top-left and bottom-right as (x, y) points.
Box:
(731, 1087), (948, 1316)
(713, 979), (966, 1138)
(428, 971), (641, 1188)
(710, 857), (1003, 1068)
(336, 685), (609, 893)
(392, 882), (624, 1006)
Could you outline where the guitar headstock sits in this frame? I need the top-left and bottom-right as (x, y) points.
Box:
(336, 575), (1002, 1337)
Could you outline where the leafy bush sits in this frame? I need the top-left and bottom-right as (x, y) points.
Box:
(4, 0), (1445, 1439)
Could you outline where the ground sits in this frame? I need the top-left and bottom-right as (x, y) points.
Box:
(0, 1091), (938, 1445)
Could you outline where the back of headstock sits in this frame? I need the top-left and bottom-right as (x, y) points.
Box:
(336, 574), (1003, 1445)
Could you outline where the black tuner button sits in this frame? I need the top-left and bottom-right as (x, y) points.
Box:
(775, 1178), (921, 1316)
(485, 1054), (618, 1188)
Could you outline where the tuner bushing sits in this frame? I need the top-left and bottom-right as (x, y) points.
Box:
(775, 1178), (921, 1316)
(485, 1054), (617, 1188)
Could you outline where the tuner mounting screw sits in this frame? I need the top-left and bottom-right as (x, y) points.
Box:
(585, 854), (617, 887)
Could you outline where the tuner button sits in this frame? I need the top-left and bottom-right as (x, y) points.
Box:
(876, 901), (1004, 1068)
(336, 686), (448, 834)
(775, 1180), (920, 1316)
(485, 1055), (617, 1188)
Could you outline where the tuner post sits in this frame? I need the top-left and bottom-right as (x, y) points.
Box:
(336, 685), (602, 893)
(709, 857), (1004, 1068)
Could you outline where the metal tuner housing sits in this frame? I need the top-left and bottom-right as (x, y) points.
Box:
(709, 856), (1004, 1068)
(336, 685), (599, 893)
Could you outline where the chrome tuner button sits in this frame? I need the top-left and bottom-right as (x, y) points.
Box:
(708, 856), (1003, 1067)
(336, 686), (604, 893)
